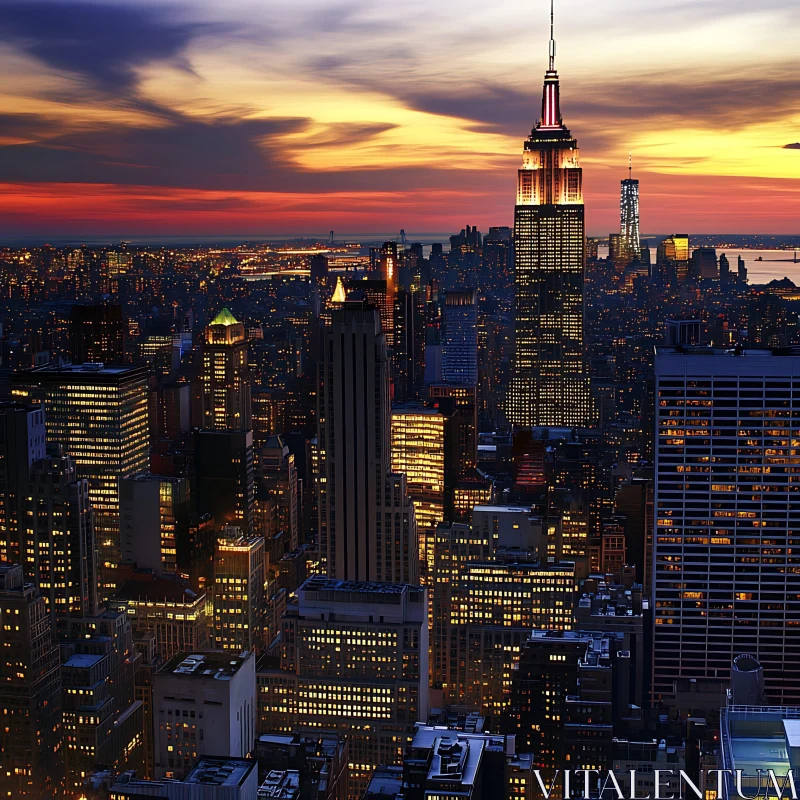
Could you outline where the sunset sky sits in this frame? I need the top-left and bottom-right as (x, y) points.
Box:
(1, 0), (799, 238)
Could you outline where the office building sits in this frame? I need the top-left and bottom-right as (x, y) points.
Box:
(120, 474), (189, 576)
(12, 364), (149, 597)
(653, 348), (800, 704)
(202, 308), (252, 431)
(260, 435), (299, 552)
(194, 429), (255, 533)
(441, 289), (478, 386)
(506, 629), (630, 767)
(152, 651), (257, 780)
(0, 564), (62, 800)
(69, 302), (126, 365)
(507, 15), (590, 427)
(0, 401), (46, 563)
(112, 575), (209, 662)
(26, 448), (96, 619)
(258, 577), (428, 799)
(60, 609), (144, 794)
(390, 403), (445, 582)
(620, 162), (641, 266)
(317, 299), (418, 584)
(690, 247), (718, 280)
(214, 531), (266, 653)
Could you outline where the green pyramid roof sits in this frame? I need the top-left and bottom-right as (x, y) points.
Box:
(211, 308), (239, 326)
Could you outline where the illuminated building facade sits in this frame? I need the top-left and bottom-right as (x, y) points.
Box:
(0, 402), (45, 564)
(653, 348), (800, 704)
(60, 609), (144, 794)
(258, 577), (428, 800)
(12, 364), (149, 599)
(120, 473), (188, 576)
(152, 651), (256, 780)
(441, 289), (478, 386)
(26, 450), (96, 619)
(214, 530), (265, 653)
(0, 564), (62, 800)
(111, 576), (209, 662)
(390, 404), (445, 583)
(507, 15), (590, 427)
(317, 300), (418, 584)
(201, 307), (252, 431)
(620, 165), (641, 266)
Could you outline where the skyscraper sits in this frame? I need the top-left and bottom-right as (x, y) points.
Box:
(620, 156), (641, 266)
(507, 6), (590, 427)
(441, 289), (478, 385)
(317, 299), (418, 584)
(0, 564), (62, 800)
(653, 347), (800, 704)
(12, 364), (150, 598)
(201, 307), (252, 431)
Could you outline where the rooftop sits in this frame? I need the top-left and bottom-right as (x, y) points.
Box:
(210, 307), (240, 326)
(161, 651), (251, 681)
(114, 578), (202, 605)
(258, 770), (300, 799)
(63, 653), (104, 669)
(184, 757), (256, 788)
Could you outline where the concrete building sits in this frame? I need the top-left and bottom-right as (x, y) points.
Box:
(152, 651), (257, 780)
(120, 473), (189, 576)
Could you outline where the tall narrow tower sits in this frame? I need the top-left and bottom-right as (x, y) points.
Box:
(620, 153), (641, 265)
(507, 2), (590, 428)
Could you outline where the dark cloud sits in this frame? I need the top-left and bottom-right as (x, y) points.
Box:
(0, 0), (224, 93)
(784, 143), (800, 150)
(0, 111), (504, 194)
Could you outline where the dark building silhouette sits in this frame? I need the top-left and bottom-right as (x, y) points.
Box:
(69, 303), (126, 364)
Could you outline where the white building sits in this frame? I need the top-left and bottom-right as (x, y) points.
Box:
(153, 652), (257, 780)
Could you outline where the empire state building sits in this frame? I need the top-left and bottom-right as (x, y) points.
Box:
(507, 6), (590, 428)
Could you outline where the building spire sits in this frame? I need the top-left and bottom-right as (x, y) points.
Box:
(549, 0), (556, 71)
(539, 0), (562, 129)
(629, 150), (632, 180)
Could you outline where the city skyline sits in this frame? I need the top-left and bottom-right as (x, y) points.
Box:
(1, 0), (799, 237)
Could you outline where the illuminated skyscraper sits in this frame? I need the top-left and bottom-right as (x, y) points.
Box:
(441, 289), (478, 385)
(390, 403), (445, 582)
(202, 307), (252, 431)
(653, 348), (800, 705)
(0, 564), (62, 800)
(12, 364), (149, 598)
(508, 5), (590, 427)
(620, 156), (641, 266)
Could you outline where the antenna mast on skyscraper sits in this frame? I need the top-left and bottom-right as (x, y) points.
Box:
(549, 0), (556, 70)
(629, 151), (632, 180)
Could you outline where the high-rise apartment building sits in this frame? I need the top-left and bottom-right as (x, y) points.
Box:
(120, 473), (189, 576)
(152, 651), (257, 780)
(202, 308), (252, 431)
(441, 289), (478, 385)
(69, 302), (126, 365)
(26, 449), (96, 619)
(213, 530), (266, 653)
(12, 364), (149, 597)
(507, 14), (590, 427)
(258, 577), (428, 800)
(317, 299), (418, 584)
(653, 347), (800, 704)
(620, 161), (641, 266)
(0, 401), (46, 563)
(0, 564), (62, 800)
